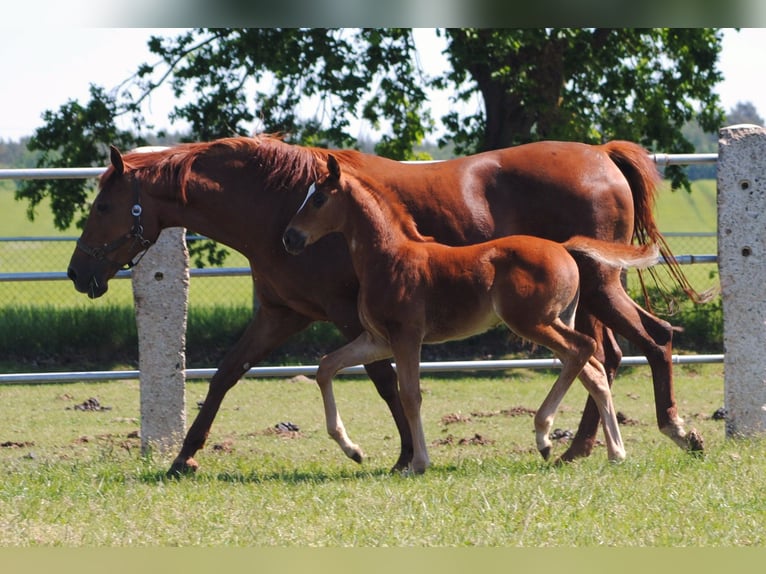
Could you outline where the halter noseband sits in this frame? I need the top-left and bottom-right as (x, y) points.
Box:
(76, 179), (154, 270)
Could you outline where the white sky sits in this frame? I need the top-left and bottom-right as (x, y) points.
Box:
(0, 28), (764, 142)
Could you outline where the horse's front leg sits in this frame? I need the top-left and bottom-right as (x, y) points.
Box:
(315, 332), (393, 463)
(167, 304), (312, 477)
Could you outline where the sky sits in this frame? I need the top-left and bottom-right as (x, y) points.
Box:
(1, 28), (765, 143)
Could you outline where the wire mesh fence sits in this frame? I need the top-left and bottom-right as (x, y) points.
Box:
(0, 235), (255, 310)
(0, 233), (719, 311)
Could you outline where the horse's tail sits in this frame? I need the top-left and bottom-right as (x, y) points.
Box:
(602, 140), (711, 305)
(563, 236), (659, 270)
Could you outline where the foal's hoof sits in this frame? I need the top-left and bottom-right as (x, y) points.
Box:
(686, 428), (705, 456)
(166, 457), (199, 478)
(539, 446), (552, 461)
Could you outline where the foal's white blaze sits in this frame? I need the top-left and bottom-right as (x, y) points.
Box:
(295, 182), (317, 215)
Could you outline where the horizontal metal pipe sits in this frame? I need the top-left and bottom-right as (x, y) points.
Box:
(0, 152), (719, 182)
(650, 153), (718, 166)
(0, 167), (106, 180)
(0, 354), (724, 385)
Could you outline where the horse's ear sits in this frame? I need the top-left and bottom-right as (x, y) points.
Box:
(327, 154), (341, 182)
(109, 145), (125, 176)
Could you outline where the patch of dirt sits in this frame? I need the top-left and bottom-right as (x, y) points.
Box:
(500, 406), (536, 417)
(440, 412), (472, 425)
(549, 428), (573, 441)
(1, 440), (34, 448)
(262, 421), (303, 439)
(467, 406), (537, 419)
(67, 397), (112, 412)
(433, 433), (494, 446)
(616, 411), (642, 426)
(711, 407), (727, 421)
(212, 439), (235, 453)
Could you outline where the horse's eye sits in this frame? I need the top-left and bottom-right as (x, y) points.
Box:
(311, 191), (327, 208)
(95, 202), (109, 214)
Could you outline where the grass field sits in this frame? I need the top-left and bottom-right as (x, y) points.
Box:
(2, 362), (762, 547)
(0, 178), (757, 549)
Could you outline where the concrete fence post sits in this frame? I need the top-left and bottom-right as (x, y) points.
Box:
(131, 227), (189, 454)
(717, 124), (766, 438)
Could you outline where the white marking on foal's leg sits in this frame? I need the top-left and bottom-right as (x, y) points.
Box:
(580, 359), (626, 462)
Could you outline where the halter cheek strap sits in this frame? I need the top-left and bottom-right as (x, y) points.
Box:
(76, 179), (154, 270)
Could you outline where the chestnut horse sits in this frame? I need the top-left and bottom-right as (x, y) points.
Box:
(66, 136), (702, 476)
(283, 155), (660, 471)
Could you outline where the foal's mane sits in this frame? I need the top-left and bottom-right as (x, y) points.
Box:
(104, 134), (364, 203)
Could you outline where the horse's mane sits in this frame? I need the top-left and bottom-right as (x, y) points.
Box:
(105, 134), (365, 203)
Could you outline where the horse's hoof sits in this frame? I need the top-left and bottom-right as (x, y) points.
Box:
(350, 450), (364, 464)
(686, 428), (705, 455)
(539, 446), (551, 461)
(166, 457), (199, 478)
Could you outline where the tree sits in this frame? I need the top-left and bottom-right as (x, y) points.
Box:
(726, 101), (765, 126)
(17, 28), (726, 232)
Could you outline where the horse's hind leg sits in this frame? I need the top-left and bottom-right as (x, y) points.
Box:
(587, 279), (702, 453)
(316, 332), (393, 463)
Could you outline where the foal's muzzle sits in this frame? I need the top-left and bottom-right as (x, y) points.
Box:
(282, 228), (307, 255)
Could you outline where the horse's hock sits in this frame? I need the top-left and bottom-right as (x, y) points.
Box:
(718, 124), (766, 437)
(131, 227), (189, 454)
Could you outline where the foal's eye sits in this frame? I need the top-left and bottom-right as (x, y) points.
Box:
(311, 191), (327, 208)
(95, 202), (109, 214)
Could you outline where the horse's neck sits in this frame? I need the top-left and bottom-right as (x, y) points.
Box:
(152, 171), (274, 255)
(344, 185), (421, 268)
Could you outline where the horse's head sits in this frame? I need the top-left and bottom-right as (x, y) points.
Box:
(282, 154), (347, 255)
(67, 146), (161, 298)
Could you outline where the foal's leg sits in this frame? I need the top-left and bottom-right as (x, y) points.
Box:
(389, 337), (430, 474)
(577, 357), (626, 462)
(315, 332), (393, 463)
(523, 320), (596, 460)
(559, 313), (621, 462)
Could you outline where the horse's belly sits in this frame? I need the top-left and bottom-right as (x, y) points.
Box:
(423, 309), (502, 345)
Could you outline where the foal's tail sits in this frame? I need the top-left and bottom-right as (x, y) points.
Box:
(562, 236), (659, 270)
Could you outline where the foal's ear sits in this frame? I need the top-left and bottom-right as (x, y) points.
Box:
(109, 145), (125, 176)
(327, 154), (341, 182)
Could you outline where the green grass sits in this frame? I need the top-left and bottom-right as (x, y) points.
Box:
(2, 363), (760, 547)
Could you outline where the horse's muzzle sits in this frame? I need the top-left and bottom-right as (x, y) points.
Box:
(67, 265), (108, 299)
(282, 228), (307, 255)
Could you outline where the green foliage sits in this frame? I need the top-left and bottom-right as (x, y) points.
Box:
(440, 28), (725, 192)
(17, 28), (726, 233)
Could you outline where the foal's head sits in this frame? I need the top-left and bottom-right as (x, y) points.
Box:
(282, 154), (349, 255)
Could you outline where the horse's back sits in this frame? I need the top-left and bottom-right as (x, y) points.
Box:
(355, 141), (639, 246)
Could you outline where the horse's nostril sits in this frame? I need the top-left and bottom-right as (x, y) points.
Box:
(67, 266), (77, 282)
(282, 228), (305, 254)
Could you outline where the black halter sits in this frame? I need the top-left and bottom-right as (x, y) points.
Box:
(76, 179), (154, 270)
